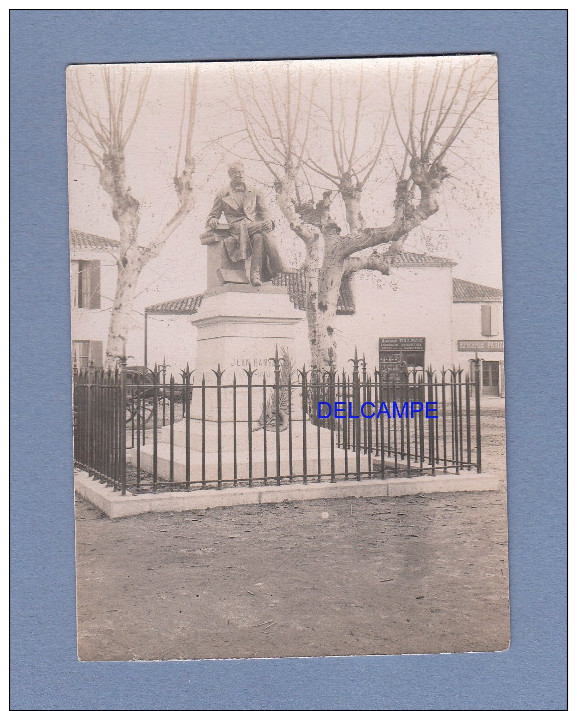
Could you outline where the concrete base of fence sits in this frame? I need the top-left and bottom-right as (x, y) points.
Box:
(74, 469), (499, 519)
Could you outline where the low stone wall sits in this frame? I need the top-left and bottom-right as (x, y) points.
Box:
(74, 469), (499, 519)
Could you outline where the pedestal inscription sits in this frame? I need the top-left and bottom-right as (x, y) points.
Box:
(189, 287), (305, 421)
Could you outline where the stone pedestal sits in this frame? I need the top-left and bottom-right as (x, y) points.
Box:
(134, 240), (318, 484)
(137, 418), (369, 485)
(189, 285), (305, 421)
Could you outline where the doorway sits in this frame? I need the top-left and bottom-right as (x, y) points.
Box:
(482, 360), (500, 396)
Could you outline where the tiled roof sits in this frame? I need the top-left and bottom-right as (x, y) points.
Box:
(392, 251), (456, 267)
(70, 229), (119, 251)
(144, 252), (457, 317)
(453, 278), (503, 303)
(144, 271), (355, 317)
(273, 270), (355, 314)
(146, 294), (204, 315)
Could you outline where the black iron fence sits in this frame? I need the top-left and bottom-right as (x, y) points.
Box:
(73, 353), (483, 495)
(73, 365), (127, 492)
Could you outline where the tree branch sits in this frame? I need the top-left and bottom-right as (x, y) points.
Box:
(343, 249), (392, 276)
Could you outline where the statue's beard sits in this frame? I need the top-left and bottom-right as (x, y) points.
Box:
(231, 180), (246, 191)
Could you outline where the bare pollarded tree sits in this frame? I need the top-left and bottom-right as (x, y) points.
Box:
(228, 57), (497, 371)
(67, 65), (199, 365)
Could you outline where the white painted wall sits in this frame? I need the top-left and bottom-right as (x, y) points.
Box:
(143, 264), (457, 375)
(70, 248), (118, 350)
(346, 265), (454, 372)
(73, 253), (503, 388)
(145, 315), (198, 376)
(451, 301), (504, 372)
(287, 265), (454, 373)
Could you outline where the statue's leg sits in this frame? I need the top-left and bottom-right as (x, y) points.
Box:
(263, 233), (284, 277)
(250, 232), (264, 286)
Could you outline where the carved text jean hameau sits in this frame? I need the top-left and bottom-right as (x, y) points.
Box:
(318, 401), (438, 419)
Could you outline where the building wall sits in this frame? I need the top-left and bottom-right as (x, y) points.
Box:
(272, 264), (453, 374)
(146, 315), (198, 376)
(70, 249), (118, 365)
(451, 301), (505, 395)
(351, 266), (454, 372)
(452, 302), (503, 346)
(98, 261), (504, 397)
(144, 264), (457, 376)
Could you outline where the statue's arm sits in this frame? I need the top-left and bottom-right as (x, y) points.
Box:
(255, 190), (273, 226)
(206, 193), (223, 227)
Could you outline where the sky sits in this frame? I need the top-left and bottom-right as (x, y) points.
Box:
(67, 56), (503, 333)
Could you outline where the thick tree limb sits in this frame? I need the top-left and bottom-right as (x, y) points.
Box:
(226, 56), (496, 370)
(343, 250), (392, 277)
(275, 176), (322, 246)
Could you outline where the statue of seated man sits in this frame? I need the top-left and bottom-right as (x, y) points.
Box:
(206, 161), (283, 286)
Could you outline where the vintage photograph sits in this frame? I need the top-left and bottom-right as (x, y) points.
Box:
(67, 55), (509, 660)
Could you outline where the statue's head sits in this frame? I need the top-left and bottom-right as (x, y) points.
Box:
(227, 161), (246, 189)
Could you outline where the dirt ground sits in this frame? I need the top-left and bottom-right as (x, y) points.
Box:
(75, 400), (509, 661)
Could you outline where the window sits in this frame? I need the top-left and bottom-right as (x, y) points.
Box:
(71, 260), (101, 309)
(481, 304), (493, 336)
(72, 340), (103, 369)
(481, 361), (500, 395)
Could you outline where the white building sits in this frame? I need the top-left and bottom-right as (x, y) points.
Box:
(451, 278), (505, 396)
(69, 230), (118, 369)
(68, 228), (504, 395)
(144, 252), (504, 396)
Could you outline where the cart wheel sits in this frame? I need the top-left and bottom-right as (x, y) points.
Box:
(126, 397), (155, 425)
(126, 400), (136, 424)
(155, 396), (172, 426)
(142, 399), (155, 425)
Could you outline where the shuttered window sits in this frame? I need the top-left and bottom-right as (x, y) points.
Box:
(481, 304), (492, 336)
(70, 260), (79, 308)
(88, 261), (101, 309)
(75, 260), (101, 309)
(72, 340), (90, 368)
(72, 340), (104, 369)
(90, 341), (103, 368)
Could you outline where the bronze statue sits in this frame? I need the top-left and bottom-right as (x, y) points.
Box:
(205, 162), (283, 286)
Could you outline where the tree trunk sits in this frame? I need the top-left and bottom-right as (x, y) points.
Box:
(106, 253), (141, 364)
(308, 257), (343, 372)
(69, 67), (199, 368)
(274, 163), (449, 372)
(99, 149), (142, 365)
